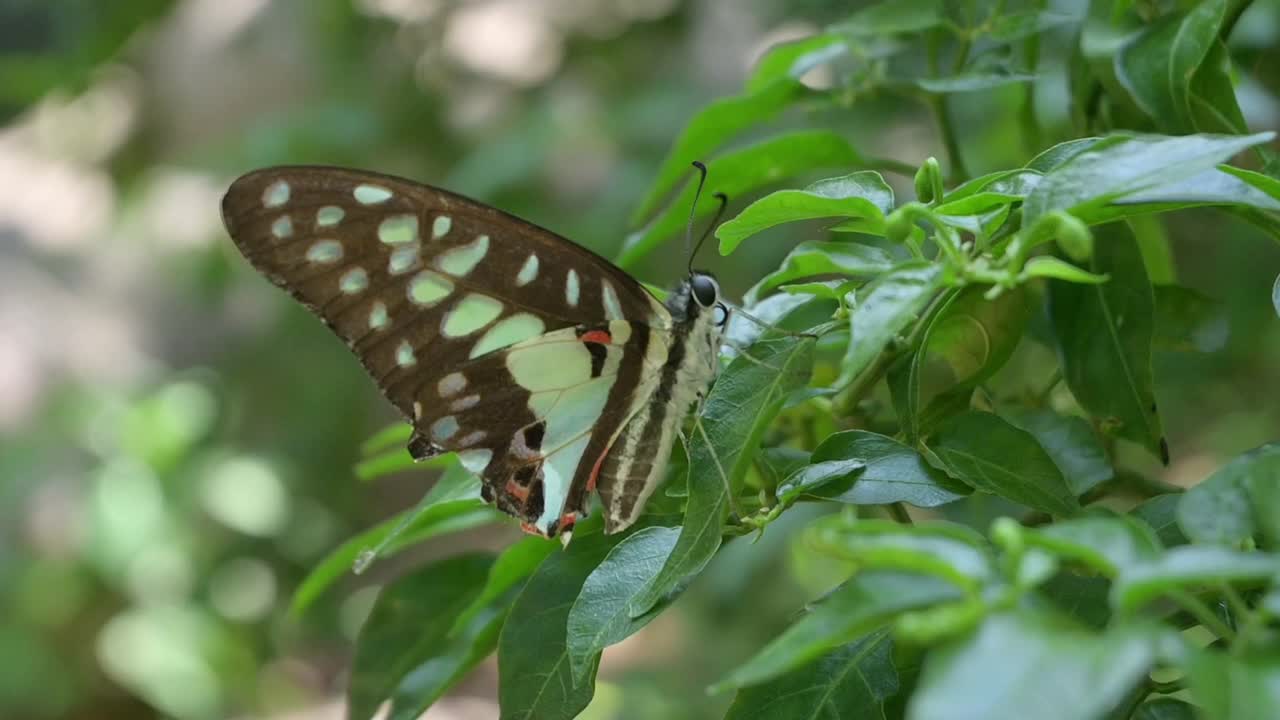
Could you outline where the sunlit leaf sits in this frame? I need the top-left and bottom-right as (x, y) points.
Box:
(717, 171), (894, 254)
(837, 262), (946, 388)
(744, 240), (895, 303)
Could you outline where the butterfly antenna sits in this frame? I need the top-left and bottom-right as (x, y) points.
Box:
(688, 191), (729, 275)
(684, 161), (710, 264)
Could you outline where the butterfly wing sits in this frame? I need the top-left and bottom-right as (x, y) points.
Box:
(222, 166), (671, 536)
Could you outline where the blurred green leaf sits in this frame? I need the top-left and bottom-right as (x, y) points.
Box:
(1153, 285), (1228, 353)
(717, 171), (893, 254)
(1130, 494), (1189, 548)
(566, 526), (679, 682)
(1020, 256), (1108, 284)
(711, 573), (960, 692)
(723, 631), (899, 720)
(1023, 514), (1161, 575)
(1187, 651), (1280, 720)
(1038, 573), (1113, 629)
(1112, 546), (1280, 613)
(986, 10), (1080, 42)
(290, 498), (500, 616)
(1189, 40), (1248, 135)
(1177, 443), (1280, 546)
(745, 240), (894, 303)
(916, 72), (1036, 93)
(620, 131), (865, 267)
(1048, 224), (1166, 461)
(348, 553), (496, 720)
(361, 422), (413, 456)
(807, 518), (994, 590)
(629, 302), (818, 617)
(1001, 410), (1113, 496)
(497, 520), (620, 720)
(1133, 698), (1198, 720)
(1115, 0), (1226, 133)
(1025, 138), (1108, 173)
(747, 34), (848, 92)
(449, 535), (556, 638)
(909, 611), (1157, 720)
(924, 411), (1081, 516)
(1023, 133), (1276, 224)
(782, 430), (967, 507)
(837, 262), (945, 388)
(832, 0), (945, 35)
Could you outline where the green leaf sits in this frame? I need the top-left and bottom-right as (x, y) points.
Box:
(449, 535), (556, 638)
(1130, 494), (1189, 548)
(747, 34), (848, 93)
(916, 72), (1036, 93)
(1002, 410), (1113, 496)
(832, 0), (944, 35)
(566, 526), (680, 682)
(782, 430), (968, 507)
(924, 411), (1081, 516)
(1115, 0), (1227, 133)
(1112, 545), (1280, 613)
(620, 131), (864, 266)
(1133, 698), (1198, 720)
(717, 171), (894, 254)
(837, 262), (946, 388)
(744, 240), (895, 303)
(1039, 572), (1113, 629)
(629, 303), (819, 617)
(986, 10), (1080, 42)
(361, 422), (413, 456)
(935, 169), (1042, 215)
(807, 517), (994, 590)
(1025, 137), (1107, 173)
(1020, 256), (1109, 284)
(497, 521), (621, 720)
(1275, 274), (1280, 318)
(909, 611), (1157, 720)
(1023, 133), (1276, 224)
(1189, 40), (1249, 135)
(1178, 443), (1280, 546)
(1048, 224), (1166, 461)
(711, 572), (961, 692)
(347, 553), (495, 720)
(1187, 650), (1280, 719)
(290, 498), (500, 616)
(630, 81), (805, 225)
(1113, 166), (1280, 215)
(723, 631), (899, 719)
(1023, 514), (1161, 575)
(1153, 285), (1228, 353)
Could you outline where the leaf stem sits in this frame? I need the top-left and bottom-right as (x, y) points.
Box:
(1168, 589), (1236, 643)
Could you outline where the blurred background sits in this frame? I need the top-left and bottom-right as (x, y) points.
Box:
(1, 1), (1277, 719)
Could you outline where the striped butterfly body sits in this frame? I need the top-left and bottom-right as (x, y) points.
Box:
(222, 167), (726, 539)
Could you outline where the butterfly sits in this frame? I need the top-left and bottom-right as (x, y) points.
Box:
(221, 166), (729, 541)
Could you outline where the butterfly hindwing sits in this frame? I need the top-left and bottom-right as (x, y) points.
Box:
(221, 166), (674, 536)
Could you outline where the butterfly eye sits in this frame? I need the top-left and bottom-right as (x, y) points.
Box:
(713, 303), (728, 327)
(690, 273), (718, 307)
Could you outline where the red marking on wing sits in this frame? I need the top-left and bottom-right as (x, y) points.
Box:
(559, 512), (578, 533)
(580, 329), (612, 344)
(519, 521), (540, 535)
(585, 450), (607, 493)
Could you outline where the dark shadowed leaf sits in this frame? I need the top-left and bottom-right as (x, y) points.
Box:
(1153, 285), (1228, 353)
(1002, 410), (1113, 496)
(1178, 444), (1280, 546)
(745, 240), (895, 303)
(566, 526), (680, 681)
(837, 262), (946, 387)
(1130, 494), (1189, 547)
(711, 573), (960, 692)
(620, 131), (864, 267)
(497, 520), (622, 720)
(1048, 224), (1166, 461)
(291, 496), (500, 616)
(1112, 545), (1280, 612)
(1115, 0), (1226, 133)
(924, 411), (1080, 516)
(1189, 41), (1248, 135)
(723, 630), (899, 720)
(781, 430), (967, 507)
(1187, 650), (1280, 720)
(717, 171), (894, 254)
(1134, 698), (1198, 720)
(1039, 573), (1113, 629)
(987, 10), (1080, 42)
(348, 553), (495, 720)
(629, 302), (820, 616)
(449, 535), (556, 638)
(909, 611), (1157, 720)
